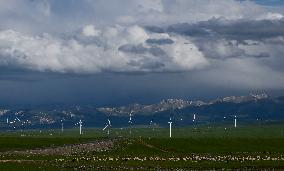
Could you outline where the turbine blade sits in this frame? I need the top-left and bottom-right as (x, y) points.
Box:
(103, 125), (108, 130)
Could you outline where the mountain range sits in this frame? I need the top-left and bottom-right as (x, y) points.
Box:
(0, 93), (283, 129)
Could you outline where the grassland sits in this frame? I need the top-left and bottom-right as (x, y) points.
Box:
(0, 124), (284, 170)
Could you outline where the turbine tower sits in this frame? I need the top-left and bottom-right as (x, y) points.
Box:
(128, 112), (133, 134)
(234, 115), (237, 128)
(61, 119), (64, 133)
(168, 118), (173, 138)
(193, 113), (196, 128)
(75, 120), (83, 135)
(223, 116), (227, 130)
(79, 120), (82, 134)
(149, 119), (154, 131)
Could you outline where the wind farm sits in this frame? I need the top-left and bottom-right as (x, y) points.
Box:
(1, 0), (284, 170)
(0, 123), (284, 170)
(0, 104), (284, 170)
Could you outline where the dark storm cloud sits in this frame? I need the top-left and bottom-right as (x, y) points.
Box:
(118, 44), (168, 57)
(192, 38), (272, 59)
(146, 38), (174, 45)
(195, 39), (246, 59)
(118, 44), (148, 54)
(145, 18), (284, 61)
(144, 26), (165, 33)
(250, 52), (270, 58)
(163, 18), (284, 40)
(118, 44), (169, 70)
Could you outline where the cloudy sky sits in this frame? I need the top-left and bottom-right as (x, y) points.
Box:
(0, 0), (284, 106)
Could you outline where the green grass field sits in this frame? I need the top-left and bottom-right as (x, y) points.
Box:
(0, 124), (284, 170)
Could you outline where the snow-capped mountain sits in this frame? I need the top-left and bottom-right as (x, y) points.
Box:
(98, 93), (270, 116)
(0, 93), (283, 129)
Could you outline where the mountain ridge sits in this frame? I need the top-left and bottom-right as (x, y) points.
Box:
(98, 93), (270, 116)
(0, 93), (283, 129)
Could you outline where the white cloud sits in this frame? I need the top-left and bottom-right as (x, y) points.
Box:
(257, 12), (284, 20)
(82, 25), (101, 37)
(125, 25), (149, 44)
(0, 26), (208, 73)
(162, 36), (209, 70)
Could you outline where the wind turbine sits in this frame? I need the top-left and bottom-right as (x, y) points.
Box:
(149, 119), (154, 131)
(79, 120), (82, 134)
(6, 118), (9, 129)
(103, 118), (111, 135)
(10, 118), (18, 130)
(128, 112), (133, 134)
(61, 120), (64, 133)
(128, 112), (133, 124)
(16, 117), (27, 135)
(75, 119), (83, 135)
(168, 118), (173, 138)
(193, 113), (196, 128)
(223, 116), (227, 130)
(9, 117), (22, 130)
(234, 115), (237, 128)
(15, 117), (24, 132)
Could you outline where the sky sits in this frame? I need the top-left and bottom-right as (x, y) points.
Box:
(0, 0), (284, 106)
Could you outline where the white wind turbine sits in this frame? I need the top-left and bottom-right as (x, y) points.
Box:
(223, 116), (227, 130)
(103, 118), (112, 135)
(10, 117), (22, 130)
(61, 119), (64, 133)
(128, 111), (133, 134)
(149, 119), (154, 131)
(168, 117), (173, 138)
(234, 115), (237, 128)
(11, 118), (18, 130)
(16, 117), (27, 135)
(75, 119), (83, 135)
(15, 117), (24, 131)
(6, 117), (9, 129)
(193, 113), (197, 128)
